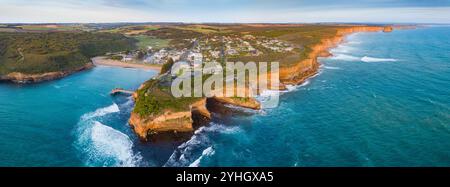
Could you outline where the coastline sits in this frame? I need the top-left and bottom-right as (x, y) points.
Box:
(279, 26), (393, 86)
(0, 62), (94, 84)
(92, 56), (162, 71)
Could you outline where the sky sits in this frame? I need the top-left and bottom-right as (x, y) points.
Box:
(1, 0), (450, 23)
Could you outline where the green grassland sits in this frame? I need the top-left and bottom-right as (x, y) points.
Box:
(171, 25), (223, 34)
(133, 35), (170, 50)
(101, 25), (160, 35)
(144, 27), (204, 49)
(19, 24), (89, 32)
(0, 32), (137, 75)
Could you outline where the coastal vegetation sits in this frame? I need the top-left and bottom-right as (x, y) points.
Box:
(133, 78), (203, 117)
(160, 58), (174, 74)
(0, 32), (137, 75)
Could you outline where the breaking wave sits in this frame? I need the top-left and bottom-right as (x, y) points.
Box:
(164, 123), (240, 167)
(330, 45), (355, 54)
(329, 54), (361, 61)
(189, 147), (215, 167)
(323, 66), (341, 70)
(74, 103), (142, 167)
(329, 54), (398, 63)
(81, 103), (120, 121)
(361, 56), (398, 62)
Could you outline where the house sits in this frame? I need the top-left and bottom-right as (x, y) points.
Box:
(122, 54), (134, 62)
(210, 50), (221, 58)
(285, 47), (294, 52)
(226, 49), (238, 55)
(143, 55), (154, 63)
(171, 61), (192, 77)
(203, 62), (223, 75)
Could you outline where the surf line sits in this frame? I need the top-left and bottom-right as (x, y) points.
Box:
(176, 171), (211, 184)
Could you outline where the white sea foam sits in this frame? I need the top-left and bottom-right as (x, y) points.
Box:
(323, 66), (341, 70)
(347, 41), (362, 45)
(329, 54), (361, 61)
(76, 121), (142, 167)
(361, 56), (398, 62)
(81, 103), (120, 120)
(164, 123), (240, 167)
(330, 45), (355, 54)
(224, 104), (261, 114)
(189, 147), (215, 167)
(75, 103), (142, 167)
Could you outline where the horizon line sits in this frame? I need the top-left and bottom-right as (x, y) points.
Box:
(1, 21), (443, 25)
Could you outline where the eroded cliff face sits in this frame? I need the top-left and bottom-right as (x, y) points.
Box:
(129, 93), (261, 140)
(129, 98), (213, 140)
(279, 26), (390, 85)
(0, 63), (94, 84)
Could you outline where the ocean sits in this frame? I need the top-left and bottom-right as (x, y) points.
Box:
(0, 26), (449, 166)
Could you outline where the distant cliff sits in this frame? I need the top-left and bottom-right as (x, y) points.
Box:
(279, 26), (392, 86)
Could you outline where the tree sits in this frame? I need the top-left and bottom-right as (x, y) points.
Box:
(160, 57), (174, 75)
(137, 50), (145, 59)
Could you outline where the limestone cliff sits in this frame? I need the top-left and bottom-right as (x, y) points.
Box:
(129, 98), (213, 140)
(279, 26), (391, 85)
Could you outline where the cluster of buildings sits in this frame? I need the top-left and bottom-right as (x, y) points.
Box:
(257, 38), (295, 52)
(197, 34), (296, 62)
(117, 34), (296, 77)
(143, 48), (186, 65)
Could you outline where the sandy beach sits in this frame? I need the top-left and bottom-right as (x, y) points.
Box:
(92, 56), (162, 71)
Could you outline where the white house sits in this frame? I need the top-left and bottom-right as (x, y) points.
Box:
(122, 54), (133, 62)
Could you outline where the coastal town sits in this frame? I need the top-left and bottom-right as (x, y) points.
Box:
(105, 33), (297, 73)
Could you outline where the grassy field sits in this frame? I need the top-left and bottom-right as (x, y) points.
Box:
(102, 25), (160, 35)
(171, 25), (223, 34)
(133, 35), (170, 50)
(0, 28), (17, 32)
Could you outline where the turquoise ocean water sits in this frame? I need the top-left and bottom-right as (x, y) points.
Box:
(0, 26), (449, 166)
